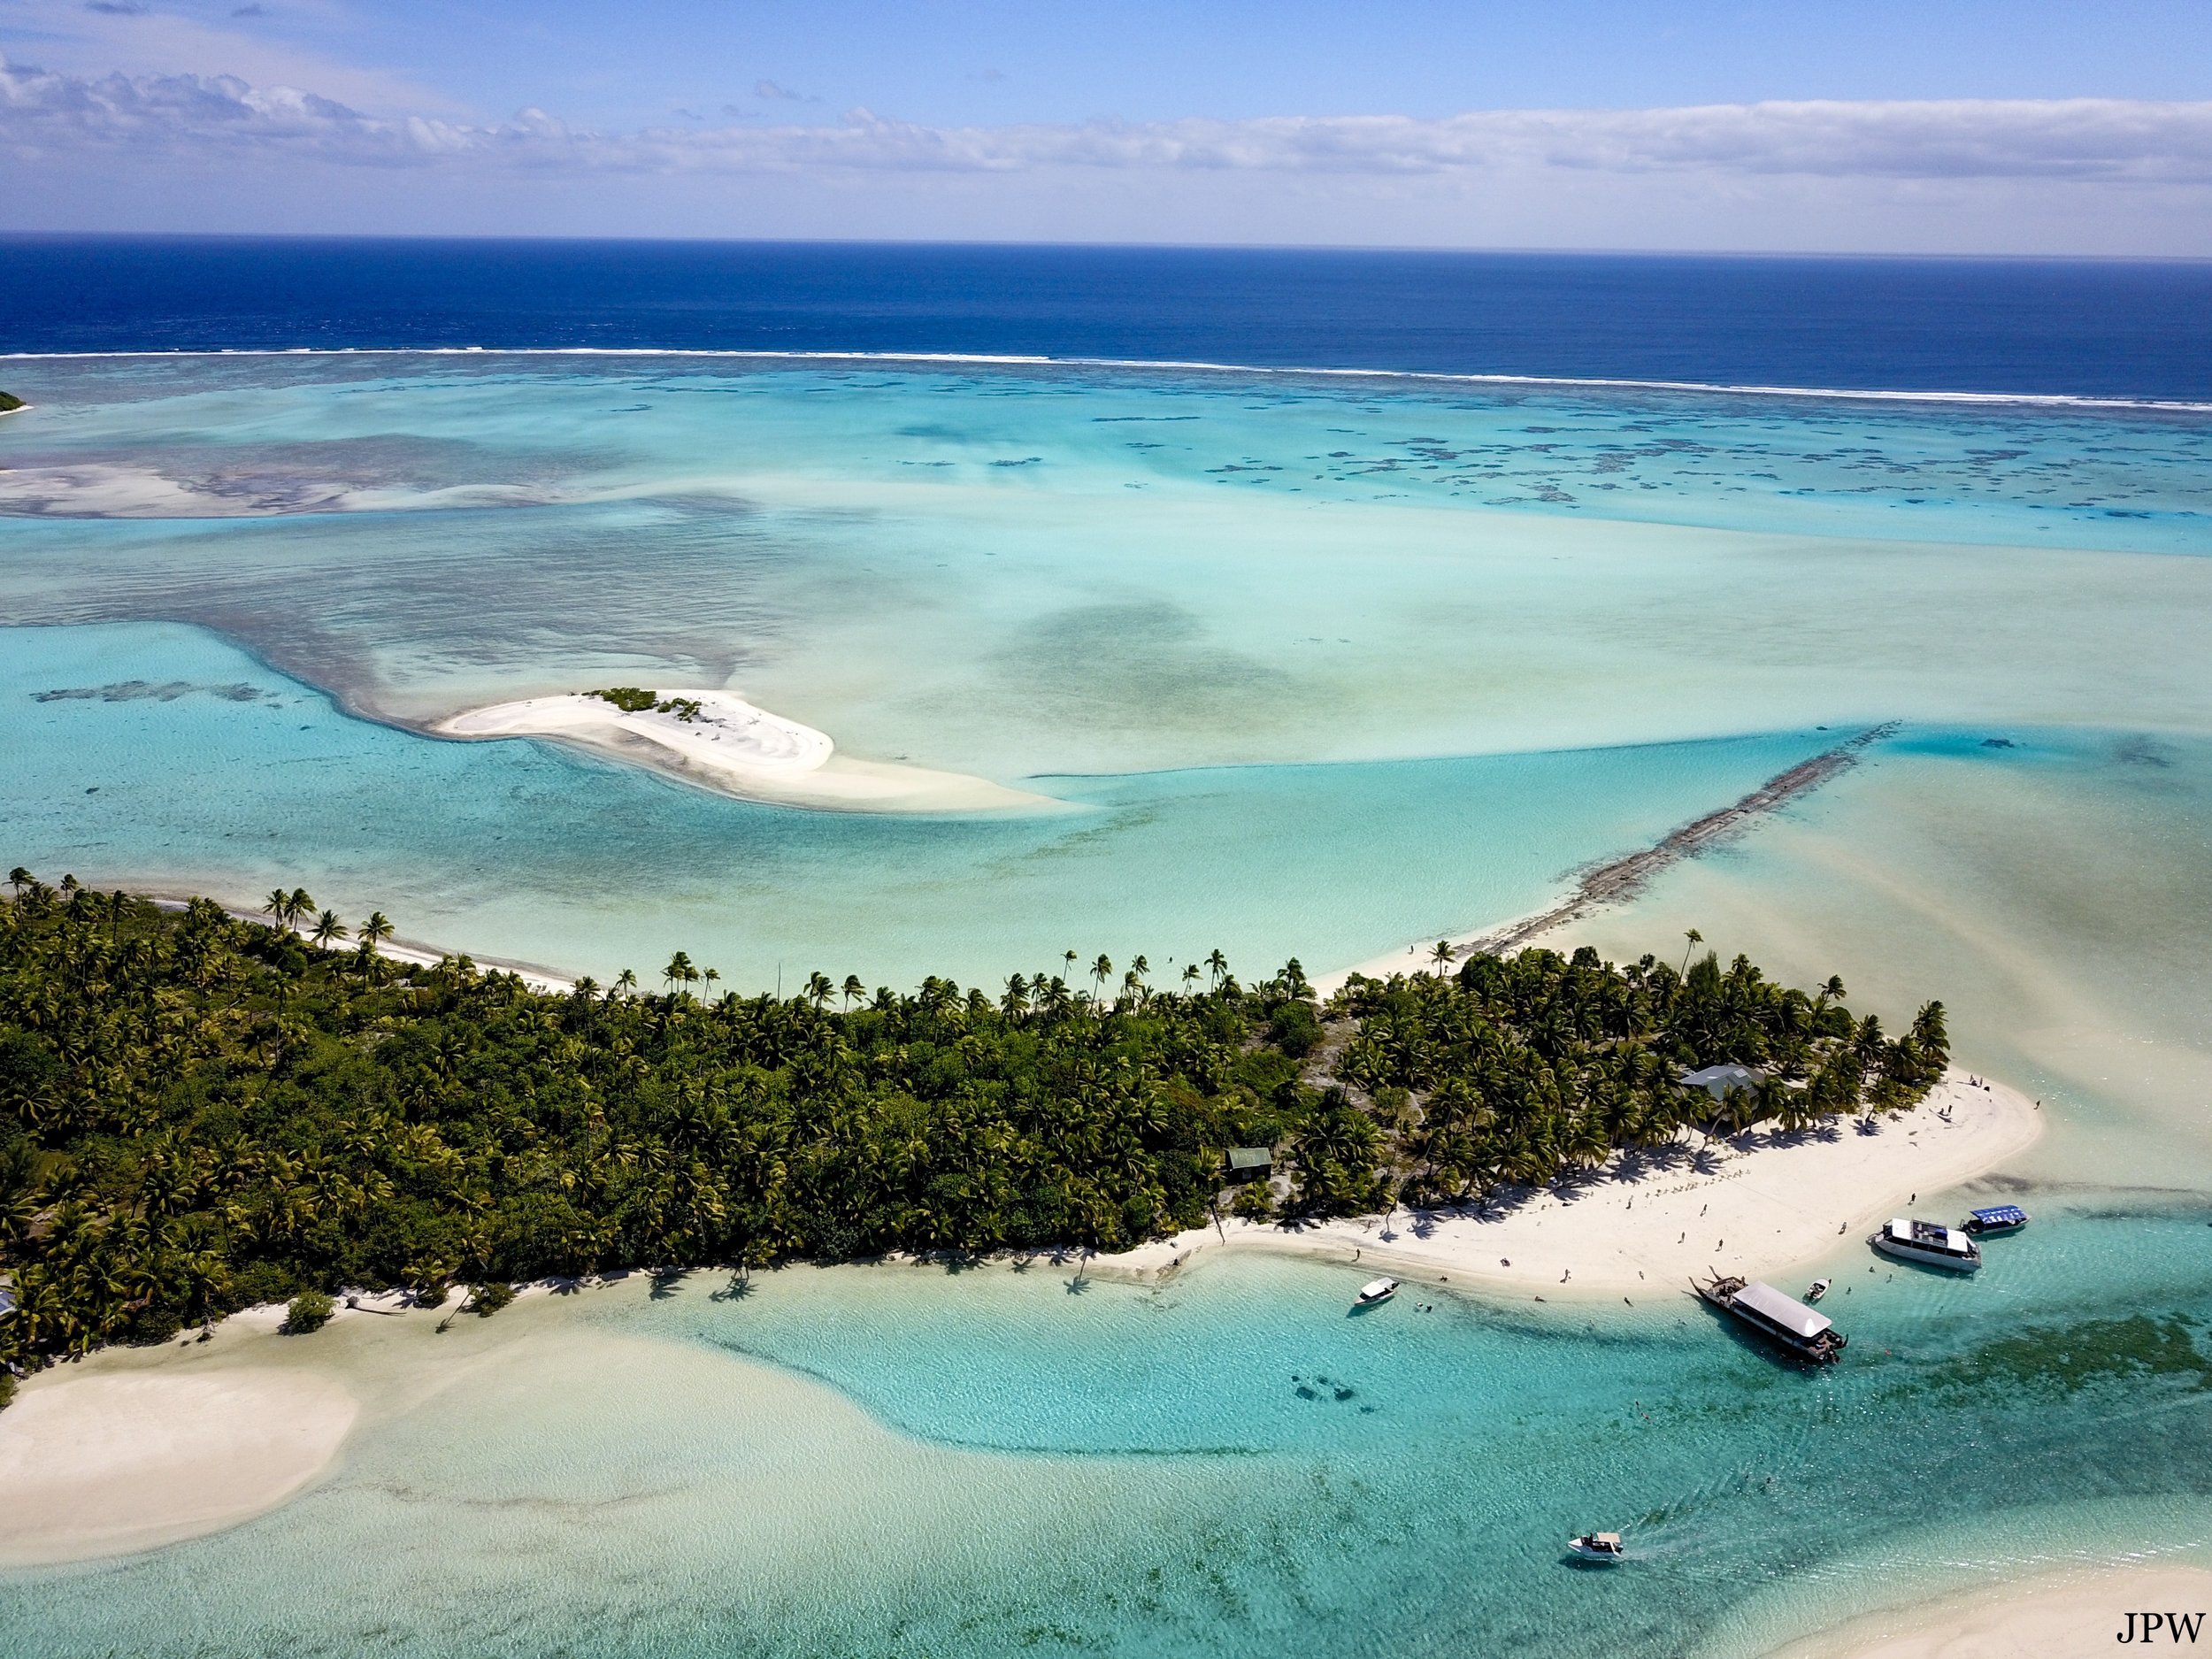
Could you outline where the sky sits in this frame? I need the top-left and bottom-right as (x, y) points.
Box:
(4, 0), (2212, 250)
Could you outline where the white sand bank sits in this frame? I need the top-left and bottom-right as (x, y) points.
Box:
(1093, 1069), (2041, 1298)
(1763, 1564), (2212, 1659)
(0, 1367), (359, 1563)
(435, 689), (1056, 813)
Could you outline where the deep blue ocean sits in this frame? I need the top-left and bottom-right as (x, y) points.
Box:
(4, 235), (2211, 398)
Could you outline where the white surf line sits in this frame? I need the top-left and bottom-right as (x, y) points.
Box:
(5, 347), (2207, 412)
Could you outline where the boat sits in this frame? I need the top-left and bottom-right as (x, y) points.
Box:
(1870, 1217), (1983, 1271)
(1354, 1276), (1399, 1306)
(1694, 1274), (1847, 1363)
(1805, 1278), (1831, 1303)
(1962, 1204), (2030, 1237)
(1567, 1532), (1625, 1563)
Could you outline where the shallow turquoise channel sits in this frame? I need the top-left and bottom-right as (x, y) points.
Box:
(4, 1214), (2209, 1658)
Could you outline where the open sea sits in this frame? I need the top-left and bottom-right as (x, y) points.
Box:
(2, 239), (2210, 1656)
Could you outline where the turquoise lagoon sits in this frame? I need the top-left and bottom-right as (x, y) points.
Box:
(4, 354), (2212, 1654)
(4, 1225), (2211, 1659)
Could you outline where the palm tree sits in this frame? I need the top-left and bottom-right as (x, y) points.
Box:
(310, 910), (347, 949)
(703, 968), (720, 998)
(663, 952), (698, 998)
(1064, 949), (1079, 983)
(804, 971), (833, 1009)
(1181, 964), (1202, 994)
(287, 888), (314, 931)
(357, 911), (394, 951)
(614, 969), (639, 1000)
(1428, 940), (1456, 977)
(7, 867), (30, 898)
(1205, 949), (1228, 988)
(264, 888), (292, 929)
(1090, 954), (1112, 1002)
(841, 974), (864, 1010)
(1679, 928), (1704, 977)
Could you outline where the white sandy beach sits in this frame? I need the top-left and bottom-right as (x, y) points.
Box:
(435, 687), (1056, 813)
(1764, 1564), (2212, 1659)
(0, 1067), (2036, 1569)
(1094, 1068), (2041, 1298)
(0, 1366), (359, 1564)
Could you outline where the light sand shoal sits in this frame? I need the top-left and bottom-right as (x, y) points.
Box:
(1763, 1564), (2212, 1659)
(0, 1367), (359, 1564)
(436, 689), (1056, 813)
(1093, 1069), (2041, 1297)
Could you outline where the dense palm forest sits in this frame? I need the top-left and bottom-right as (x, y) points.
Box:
(0, 872), (1947, 1380)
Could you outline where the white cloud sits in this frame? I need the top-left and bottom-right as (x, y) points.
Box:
(5, 53), (2212, 186)
(4, 1), (461, 117)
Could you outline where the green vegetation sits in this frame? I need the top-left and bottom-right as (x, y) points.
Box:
(588, 688), (703, 722)
(1340, 949), (1948, 1205)
(0, 391), (24, 414)
(284, 1289), (334, 1333)
(0, 871), (1947, 1380)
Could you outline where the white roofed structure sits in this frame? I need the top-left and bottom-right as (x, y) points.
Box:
(1732, 1279), (1832, 1340)
(1678, 1063), (1761, 1099)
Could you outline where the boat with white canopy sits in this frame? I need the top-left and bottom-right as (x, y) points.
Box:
(1694, 1274), (1847, 1363)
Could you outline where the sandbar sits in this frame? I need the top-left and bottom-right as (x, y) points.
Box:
(1763, 1563), (2212, 1659)
(435, 688), (1056, 814)
(0, 1366), (359, 1563)
(1093, 1069), (2042, 1298)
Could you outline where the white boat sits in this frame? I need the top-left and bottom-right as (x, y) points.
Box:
(1805, 1278), (1831, 1302)
(1354, 1276), (1399, 1306)
(1568, 1532), (1625, 1563)
(1870, 1217), (1982, 1272)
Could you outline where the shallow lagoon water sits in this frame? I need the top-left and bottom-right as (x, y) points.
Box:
(1, 618), (1838, 990)
(4, 1232), (2209, 1659)
(4, 349), (2212, 1654)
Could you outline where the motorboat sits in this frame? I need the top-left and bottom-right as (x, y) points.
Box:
(1354, 1276), (1399, 1307)
(1870, 1217), (1982, 1271)
(1694, 1274), (1846, 1363)
(1804, 1278), (1831, 1303)
(1962, 1204), (2030, 1237)
(1568, 1532), (1625, 1563)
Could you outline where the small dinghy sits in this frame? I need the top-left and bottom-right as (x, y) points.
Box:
(1568, 1532), (1625, 1563)
(1354, 1276), (1399, 1307)
(1805, 1278), (1831, 1303)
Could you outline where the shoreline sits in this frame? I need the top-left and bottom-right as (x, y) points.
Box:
(433, 688), (1060, 815)
(0, 1069), (2039, 1567)
(144, 895), (577, 993)
(1758, 1561), (2212, 1659)
(1091, 1068), (2042, 1299)
(1315, 722), (1895, 995)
